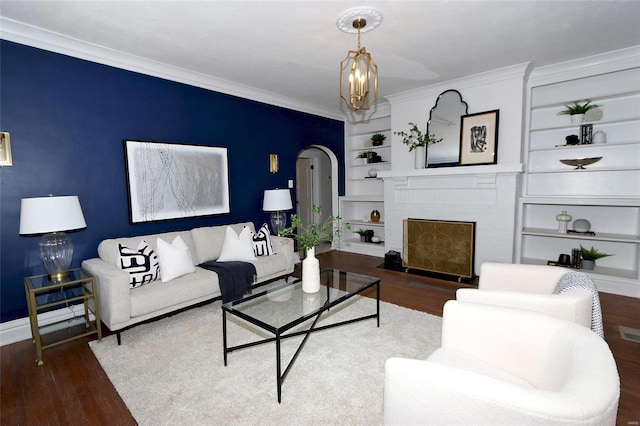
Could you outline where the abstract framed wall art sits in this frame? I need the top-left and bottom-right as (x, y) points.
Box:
(124, 140), (230, 223)
(459, 109), (499, 166)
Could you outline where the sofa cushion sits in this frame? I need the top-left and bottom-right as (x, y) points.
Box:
(252, 223), (275, 256)
(191, 222), (254, 264)
(252, 252), (287, 278)
(117, 240), (160, 288)
(157, 235), (196, 282)
(130, 267), (219, 318)
(99, 230), (197, 267)
(217, 226), (257, 262)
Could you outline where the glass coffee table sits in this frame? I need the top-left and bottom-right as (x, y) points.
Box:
(222, 268), (380, 403)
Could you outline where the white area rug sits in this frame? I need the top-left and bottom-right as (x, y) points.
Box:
(89, 296), (442, 425)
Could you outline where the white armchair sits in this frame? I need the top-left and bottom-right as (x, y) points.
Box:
(383, 301), (620, 426)
(456, 262), (593, 329)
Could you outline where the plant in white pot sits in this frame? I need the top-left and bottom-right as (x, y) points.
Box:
(395, 122), (442, 169)
(579, 244), (613, 270)
(557, 100), (601, 125)
(279, 205), (344, 293)
(356, 150), (370, 165)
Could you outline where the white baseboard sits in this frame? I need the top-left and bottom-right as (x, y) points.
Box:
(0, 305), (95, 347)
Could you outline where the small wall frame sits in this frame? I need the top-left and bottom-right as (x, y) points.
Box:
(459, 110), (499, 166)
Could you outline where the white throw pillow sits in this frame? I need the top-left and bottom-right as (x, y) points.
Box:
(157, 235), (196, 282)
(217, 226), (257, 262)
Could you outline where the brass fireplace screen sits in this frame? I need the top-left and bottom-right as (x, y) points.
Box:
(403, 219), (476, 279)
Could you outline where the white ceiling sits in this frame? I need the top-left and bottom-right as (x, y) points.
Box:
(1, 1), (640, 118)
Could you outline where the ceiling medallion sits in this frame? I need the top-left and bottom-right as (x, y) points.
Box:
(337, 7), (383, 111)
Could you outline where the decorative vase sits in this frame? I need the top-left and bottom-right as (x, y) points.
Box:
(592, 130), (607, 144)
(581, 259), (595, 270)
(414, 146), (426, 169)
(302, 247), (320, 293)
(556, 210), (572, 234)
(370, 210), (380, 223)
(570, 114), (585, 125)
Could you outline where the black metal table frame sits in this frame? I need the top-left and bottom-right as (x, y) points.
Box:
(222, 272), (380, 403)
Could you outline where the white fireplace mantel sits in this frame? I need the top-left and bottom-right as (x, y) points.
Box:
(377, 163), (523, 180)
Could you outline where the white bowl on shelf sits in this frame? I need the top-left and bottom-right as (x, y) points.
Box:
(572, 219), (591, 233)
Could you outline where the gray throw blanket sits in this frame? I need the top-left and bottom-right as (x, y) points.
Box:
(199, 261), (257, 303)
(553, 272), (604, 338)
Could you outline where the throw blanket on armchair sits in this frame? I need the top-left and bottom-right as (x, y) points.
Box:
(199, 261), (257, 303)
(553, 271), (604, 338)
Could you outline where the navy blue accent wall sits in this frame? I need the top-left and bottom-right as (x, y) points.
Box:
(0, 40), (344, 323)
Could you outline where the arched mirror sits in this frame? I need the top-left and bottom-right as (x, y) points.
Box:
(426, 90), (468, 166)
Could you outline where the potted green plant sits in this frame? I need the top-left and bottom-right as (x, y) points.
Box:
(356, 150), (370, 165)
(355, 228), (368, 242)
(395, 122), (443, 169)
(371, 133), (386, 146)
(279, 205), (345, 293)
(579, 244), (613, 270)
(557, 100), (601, 125)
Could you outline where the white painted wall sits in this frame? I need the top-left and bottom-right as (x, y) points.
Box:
(386, 63), (531, 171)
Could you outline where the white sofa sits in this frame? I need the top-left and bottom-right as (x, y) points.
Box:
(82, 222), (295, 342)
(384, 301), (620, 425)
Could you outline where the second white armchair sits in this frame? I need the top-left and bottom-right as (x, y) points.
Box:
(456, 262), (594, 329)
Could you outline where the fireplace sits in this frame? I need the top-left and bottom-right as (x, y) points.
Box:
(403, 219), (476, 280)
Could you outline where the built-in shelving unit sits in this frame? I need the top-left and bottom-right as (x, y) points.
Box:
(340, 107), (391, 257)
(517, 57), (640, 297)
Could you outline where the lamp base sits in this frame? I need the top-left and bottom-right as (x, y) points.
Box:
(270, 211), (287, 236)
(39, 232), (73, 282)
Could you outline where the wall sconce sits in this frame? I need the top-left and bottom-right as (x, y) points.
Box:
(0, 132), (12, 166)
(269, 154), (279, 173)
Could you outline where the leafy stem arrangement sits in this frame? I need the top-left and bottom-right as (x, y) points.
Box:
(557, 100), (601, 116)
(395, 122), (443, 152)
(279, 205), (346, 250)
(580, 244), (613, 261)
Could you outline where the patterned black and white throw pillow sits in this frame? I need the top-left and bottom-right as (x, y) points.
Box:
(252, 223), (275, 256)
(117, 240), (160, 288)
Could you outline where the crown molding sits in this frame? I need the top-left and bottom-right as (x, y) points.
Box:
(0, 17), (344, 121)
(386, 62), (531, 105)
(528, 45), (640, 87)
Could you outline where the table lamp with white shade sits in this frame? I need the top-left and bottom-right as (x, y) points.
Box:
(19, 195), (87, 281)
(262, 189), (293, 235)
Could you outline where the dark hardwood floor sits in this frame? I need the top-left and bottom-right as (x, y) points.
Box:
(2, 250), (639, 425)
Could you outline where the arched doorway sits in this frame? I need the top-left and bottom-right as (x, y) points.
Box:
(296, 145), (339, 255)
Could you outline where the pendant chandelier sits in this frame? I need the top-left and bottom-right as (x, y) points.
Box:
(338, 7), (382, 111)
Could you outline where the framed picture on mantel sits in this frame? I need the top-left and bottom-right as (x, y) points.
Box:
(124, 140), (230, 223)
(459, 109), (499, 166)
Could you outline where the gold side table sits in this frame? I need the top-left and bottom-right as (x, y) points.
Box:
(24, 268), (102, 366)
